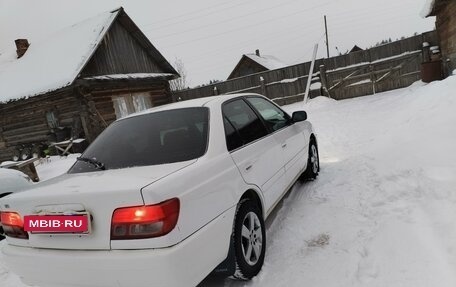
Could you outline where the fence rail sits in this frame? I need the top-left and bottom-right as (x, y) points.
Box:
(174, 30), (438, 105)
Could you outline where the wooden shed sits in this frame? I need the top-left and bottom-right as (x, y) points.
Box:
(423, 0), (456, 76)
(227, 49), (287, 80)
(0, 7), (179, 162)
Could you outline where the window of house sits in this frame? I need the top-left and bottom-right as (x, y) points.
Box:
(46, 111), (59, 128)
(113, 92), (153, 119)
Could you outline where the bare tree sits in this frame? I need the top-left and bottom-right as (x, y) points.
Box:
(170, 58), (188, 91)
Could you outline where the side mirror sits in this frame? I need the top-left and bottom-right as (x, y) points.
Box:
(292, 111), (307, 122)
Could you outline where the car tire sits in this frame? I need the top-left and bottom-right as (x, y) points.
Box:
(232, 199), (266, 280)
(12, 149), (21, 161)
(32, 145), (44, 159)
(0, 226), (4, 241)
(303, 139), (319, 179)
(20, 147), (31, 161)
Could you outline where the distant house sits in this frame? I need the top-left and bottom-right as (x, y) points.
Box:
(349, 45), (363, 53)
(227, 49), (287, 80)
(422, 0), (456, 76)
(0, 7), (178, 162)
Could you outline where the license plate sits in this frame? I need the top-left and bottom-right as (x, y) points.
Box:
(24, 214), (90, 234)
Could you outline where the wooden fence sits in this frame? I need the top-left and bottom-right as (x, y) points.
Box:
(174, 31), (438, 105)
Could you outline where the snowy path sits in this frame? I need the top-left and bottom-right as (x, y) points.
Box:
(2, 78), (456, 287)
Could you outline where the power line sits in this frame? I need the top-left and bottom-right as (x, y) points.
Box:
(183, 8), (418, 67)
(181, 19), (324, 65)
(166, 1), (408, 66)
(142, 0), (258, 30)
(161, 1), (334, 49)
(185, 10), (422, 79)
(187, 29), (326, 77)
(142, 0), (240, 26)
(149, 0), (303, 39)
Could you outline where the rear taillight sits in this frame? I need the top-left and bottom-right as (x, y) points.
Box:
(0, 212), (29, 239)
(111, 198), (180, 240)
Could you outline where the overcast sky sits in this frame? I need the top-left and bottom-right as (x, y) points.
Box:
(0, 0), (435, 87)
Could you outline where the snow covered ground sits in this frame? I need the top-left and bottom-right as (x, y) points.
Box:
(2, 76), (456, 286)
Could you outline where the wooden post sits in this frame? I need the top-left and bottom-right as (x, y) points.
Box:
(78, 91), (104, 143)
(0, 126), (5, 149)
(80, 112), (91, 141)
(422, 42), (431, 63)
(369, 65), (376, 94)
(76, 88), (93, 143)
(324, 16), (330, 58)
(304, 44), (319, 104)
(319, 65), (331, 98)
(260, 76), (267, 97)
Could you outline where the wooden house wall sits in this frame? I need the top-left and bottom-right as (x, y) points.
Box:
(0, 88), (81, 161)
(80, 21), (165, 77)
(435, 0), (456, 73)
(228, 57), (269, 80)
(86, 81), (172, 128)
(0, 12), (177, 162)
(0, 80), (173, 162)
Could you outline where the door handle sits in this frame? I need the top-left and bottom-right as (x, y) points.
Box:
(245, 164), (253, 171)
(281, 143), (287, 148)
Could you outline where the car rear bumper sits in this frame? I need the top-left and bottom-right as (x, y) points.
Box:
(2, 206), (236, 287)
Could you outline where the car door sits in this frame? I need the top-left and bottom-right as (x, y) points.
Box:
(223, 98), (287, 212)
(245, 96), (308, 186)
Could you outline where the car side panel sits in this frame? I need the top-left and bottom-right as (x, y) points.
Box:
(229, 135), (286, 213)
(275, 122), (310, 184)
(131, 104), (253, 250)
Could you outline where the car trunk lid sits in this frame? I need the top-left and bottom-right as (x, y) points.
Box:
(0, 160), (196, 250)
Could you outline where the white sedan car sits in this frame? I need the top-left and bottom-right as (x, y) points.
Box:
(0, 168), (33, 239)
(0, 168), (33, 198)
(0, 94), (319, 287)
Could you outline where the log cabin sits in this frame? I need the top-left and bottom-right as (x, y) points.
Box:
(423, 0), (456, 76)
(0, 7), (179, 162)
(227, 49), (287, 80)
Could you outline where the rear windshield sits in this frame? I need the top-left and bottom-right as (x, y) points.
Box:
(68, 107), (209, 173)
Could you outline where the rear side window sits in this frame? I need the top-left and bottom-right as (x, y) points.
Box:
(246, 97), (290, 132)
(68, 108), (209, 173)
(222, 99), (268, 150)
(223, 117), (243, 151)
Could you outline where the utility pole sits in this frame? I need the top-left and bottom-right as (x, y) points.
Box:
(324, 15), (329, 58)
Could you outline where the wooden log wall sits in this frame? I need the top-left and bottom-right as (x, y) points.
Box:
(0, 88), (81, 162)
(435, 0), (456, 75)
(80, 81), (173, 141)
(0, 80), (173, 161)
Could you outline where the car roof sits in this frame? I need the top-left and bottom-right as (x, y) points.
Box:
(121, 93), (262, 121)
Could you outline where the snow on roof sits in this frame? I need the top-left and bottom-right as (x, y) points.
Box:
(244, 54), (287, 70)
(420, 0), (435, 18)
(0, 9), (119, 103)
(83, 73), (175, 81)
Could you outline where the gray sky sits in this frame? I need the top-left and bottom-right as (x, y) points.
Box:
(0, 0), (435, 87)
